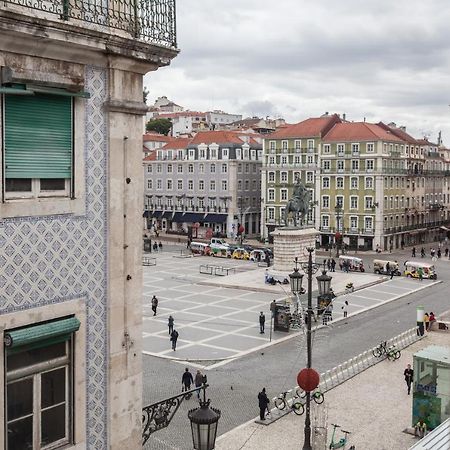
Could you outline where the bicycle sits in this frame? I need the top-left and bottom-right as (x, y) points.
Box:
(372, 341), (388, 358)
(274, 391), (305, 415)
(329, 423), (351, 449)
(386, 345), (401, 361)
(299, 389), (325, 405)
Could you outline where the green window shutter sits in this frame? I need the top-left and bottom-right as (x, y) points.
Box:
(4, 317), (80, 354)
(4, 93), (73, 179)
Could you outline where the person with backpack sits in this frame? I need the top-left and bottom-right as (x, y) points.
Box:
(170, 329), (179, 351)
(182, 368), (194, 395)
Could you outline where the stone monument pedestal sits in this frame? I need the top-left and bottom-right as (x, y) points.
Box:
(270, 228), (318, 272)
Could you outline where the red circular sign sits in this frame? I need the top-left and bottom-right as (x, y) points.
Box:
(335, 232), (341, 240)
(297, 368), (320, 392)
(193, 222), (200, 229)
(238, 225), (245, 234)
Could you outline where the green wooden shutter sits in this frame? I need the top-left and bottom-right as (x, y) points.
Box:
(4, 93), (73, 179)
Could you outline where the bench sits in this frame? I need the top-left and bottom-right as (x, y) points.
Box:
(199, 265), (235, 276)
(142, 256), (156, 266)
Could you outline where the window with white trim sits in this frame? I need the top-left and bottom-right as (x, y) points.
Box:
(199, 163), (204, 174)
(199, 180), (204, 190)
(336, 196), (344, 208)
(177, 180), (183, 190)
(322, 177), (330, 189)
(268, 189), (275, 201)
(221, 163), (227, 173)
(365, 196), (373, 209)
(188, 164), (194, 173)
(157, 164), (162, 173)
(268, 171), (275, 182)
(365, 177), (373, 189)
(167, 197), (173, 207)
(210, 163), (216, 173)
(350, 216), (358, 229)
(268, 207), (275, 220)
(294, 155), (301, 165)
(188, 149), (195, 160)
(351, 160), (359, 171)
(365, 216), (373, 230)
(336, 177), (344, 189)
(350, 196), (358, 209)
(322, 215), (329, 228)
(235, 148), (242, 159)
(221, 180), (227, 190)
(352, 143), (360, 154)
(337, 160), (344, 171)
(269, 141), (276, 151)
(281, 171), (288, 183)
(306, 172), (313, 183)
(294, 140), (301, 150)
(167, 179), (172, 190)
(147, 165), (152, 174)
(147, 179), (152, 190)
(177, 164), (183, 174)
(323, 160), (331, 171)
(366, 160), (374, 171)
(245, 163), (250, 173)
(350, 177), (358, 189)
(322, 196), (330, 208)
(188, 180), (193, 190)
(323, 144), (331, 154)
(367, 143), (374, 153)
(210, 180), (216, 191)
(337, 144), (345, 155)
(281, 189), (288, 201)
(281, 140), (288, 151)
(156, 179), (162, 190)
(222, 148), (229, 159)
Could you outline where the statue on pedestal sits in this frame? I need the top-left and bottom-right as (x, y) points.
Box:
(283, 178), (311, 227)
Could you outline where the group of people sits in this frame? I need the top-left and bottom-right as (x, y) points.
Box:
(424, 312), (436, 331)
(182, 367), (207, 399)
(323, 258), (337, 272)
(412, 246), (449, 260)
(151, 297), (180, 350)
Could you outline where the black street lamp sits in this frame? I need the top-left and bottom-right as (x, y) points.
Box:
(289, 257), (304, 295)
(188, 385), (221, 450)
(335, 204), (343, 257)
(295, 249), (333, 450)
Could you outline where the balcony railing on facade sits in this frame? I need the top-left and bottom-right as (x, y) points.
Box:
(384, 220), (450, 234)
(2, 0), (177, 48)
(146, 205), (229, 213)
(318, 226), (374, 236)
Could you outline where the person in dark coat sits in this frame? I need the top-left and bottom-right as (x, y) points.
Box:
(182, 367), (194, 393)
(258, 388), (270, 420)
(151, 295), (158, 316)
(404, 364), (414, 395)
(330, 258), (336, 272)
(168, 315), (174, 334)
(170, 329), (179, 351)
(259, 312), (266, 334)
(158, 241), (163, 251)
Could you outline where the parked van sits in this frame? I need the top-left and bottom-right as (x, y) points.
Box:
(190, 242), (210, 256)
(210, 238), (229, 247)
(404, 261), (437, 280)
(373, 259), (401, 276)
(338, 255), (365, 272)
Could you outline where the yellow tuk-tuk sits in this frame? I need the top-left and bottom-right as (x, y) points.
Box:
(339, 255), (365, 272)
(404, 261), (437, 280)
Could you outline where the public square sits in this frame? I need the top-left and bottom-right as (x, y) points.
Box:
(142, 242), (450, 449)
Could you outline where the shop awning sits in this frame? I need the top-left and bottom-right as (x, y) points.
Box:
(143, 210), (150, 218)
(204, 214), (227, 223)
(162, 211), (173, 219)
(5, 317), (80, 353)
(179, 213), (206, 223)
(152, 210), (163, 218)
(172, 212), (184, 222)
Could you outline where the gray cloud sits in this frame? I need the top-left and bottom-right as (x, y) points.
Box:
(145, 0), (450, 144)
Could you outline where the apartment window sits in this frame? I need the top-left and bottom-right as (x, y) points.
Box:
(188, 149), (195, 159)
(336, 177), (344, 189)
(351, 160), (359, 171)
(199, 180), (204, 190)
(157, 164), (162, 173)
(166, 164), (173, 174)
(323, 160), (331, 171)
(221, 163), (227, 173)
(237, 180), (242, 191)
(221, 180), (227, 190)
(365, 196), (373, 209)
(252, 179), (257, 190)
(253, 164), (257, 173)
(350, 216), (358, 229)
(307, 139), (314, 149)
(268, 156), (275, 165)
(222, 148), (229, 159)
(322, 177), (330, 189)
(167, 179), (172, 190)
(5, 317), (80, 450)
(350, 196), (358, 209)
(147, 165), (152, 173)
(147, 179), (152, 190)
(307, 155), (314, 164)
(188, 180), (193, 190)
(268, 207), (275, 220)
(367, 143), (374, 153)
(198, 198), (204, 208)
(210, 163), (216, 173)
(294, 140), (301, 150)
(294, 155), (301, 165)
(177, 150), (184, 160)
(281, 189), (288, 201)
(322, 215), (329, 228)
(210, 180), (216, 191)
(365, 217), (373, 230)
(167, 197), (173, 207)
(236, 148), (242, 159)
(269, 141), (276, 151)
(156, 197), (162, 207)
(210, 147), (218, 159)
(3, 93), (75, 199)
(199, 148), (206, 159)
(365, 177), (373, 189)
(366, 160), (374, 171)
(336, 196), (344, 208)
(281, 140), (288, 151)
(245, 163), (250, 173)
(177, 180), (183, 190)
(188, 164), (194, 173)
(281, 171), (288, 183)
(337, 144), (345, 155)
(268, 189), (275, 201)
(350, 177), (358, 189)
(268, 171), (275, 182)
(352, 143), (360, 154)
(199, 163), (204, 174)
(156, 179), (162, 190)
(322, 196), (330, 208)
(177, 164), (183, 174)
(323, 144), (331, 154)
(281, 156), (288, 165)
(306, 172), (313, 183)
(337, 160), (344, 171)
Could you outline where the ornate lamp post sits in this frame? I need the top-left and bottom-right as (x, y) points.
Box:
(335, 204), (343, 257)
(295, 249), (333, 450)
(188, 385), (221, 450)
(289, 258), (305, 327)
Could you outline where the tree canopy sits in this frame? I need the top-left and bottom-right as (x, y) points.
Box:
(146, 118), (172, 136)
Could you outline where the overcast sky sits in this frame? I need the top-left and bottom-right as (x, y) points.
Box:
(144, 0), (450, 144)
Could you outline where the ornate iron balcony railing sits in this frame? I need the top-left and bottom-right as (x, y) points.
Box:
(2, 0), (177, 48)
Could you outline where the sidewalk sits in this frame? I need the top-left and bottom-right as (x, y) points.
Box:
(216, 330), (449, 450)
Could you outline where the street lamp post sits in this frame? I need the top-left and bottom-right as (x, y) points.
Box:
(335, 204), (343, 257)
(290, 249), (332, 450)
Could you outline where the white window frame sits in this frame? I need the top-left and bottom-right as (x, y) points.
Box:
(322, 195), (330, 208)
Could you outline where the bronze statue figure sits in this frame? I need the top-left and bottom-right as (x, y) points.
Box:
(283, 178), (311, 227)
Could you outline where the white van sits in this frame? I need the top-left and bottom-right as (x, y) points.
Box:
(210, 238), (229, 247)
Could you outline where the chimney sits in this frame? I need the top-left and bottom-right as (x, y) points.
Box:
(400, 126), (406, 132)
(342, 113), (346, 121)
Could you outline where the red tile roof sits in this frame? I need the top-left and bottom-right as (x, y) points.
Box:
(416, 138), (438, 146)
(143, 133), (174, 143)
(161, 137), (193, 150)
(155, 111), (206, 119)
(143, 153), (157, 161)
(323, 122), (404, 142)
(376, 123), (418, 144)
(269, 115), (341, 138)
(189, 131), (260, 146)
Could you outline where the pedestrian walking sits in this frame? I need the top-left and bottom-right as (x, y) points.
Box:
(430, 248), (436, 259)
(418, 267), (424, 281)
(151, 295), (158, 316)
(327, 259), (331, 271)
(437, 248), (442, 259)
(259, 312), (266, 334)
(445, 248), (449, 257)
(421, 247), (425, 258)
(168, 315), (174, 334)
(153, 242), (158, 252)
(401, 239), (405, 250)
(158, 241), (163, 251)
(182, 367), (194, 394)
(330, 258), (336, 272)
(194, 370), (204, 399)
(386, 261), (390, 274)
(257, 388), (270, 420)
(404, 364), (414, 395)
(342, 300), (349, 318)
(187, 238), (191, 249)
(170, 329), (179, 351)
(389, 242), (393, 253)
(390, 268), (395, 280)
(412, 247), (416, 257)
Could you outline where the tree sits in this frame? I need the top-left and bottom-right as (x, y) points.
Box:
(146, 118), (172, 136)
